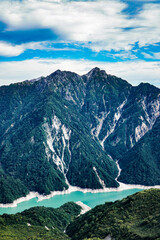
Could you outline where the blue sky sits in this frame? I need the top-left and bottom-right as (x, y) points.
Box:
(0, 0), (159, 87)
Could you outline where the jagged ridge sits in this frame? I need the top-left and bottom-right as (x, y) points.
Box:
(0, 67), (159, 203)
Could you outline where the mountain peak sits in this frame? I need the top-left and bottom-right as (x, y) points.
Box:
(48, 69), (81, 80)
(91, 67), (101, 72)
(85, 67), (107, 79)
(48, 69), (63, 78)
(87, 67), (104, 74)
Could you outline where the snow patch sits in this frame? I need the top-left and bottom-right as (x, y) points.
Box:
(103, 94), (107, 111)
(52, 115), (61, 132)
(62, 125), (71, 140)
(65, 89), (77, 104)
(93, 167), (106, 188)
(43, 115), (71, 184)
(95, 112), (110, 139)
(91, 127), (96, 136)
(115, 161), (121, 182)
(135, 122), (148, 142)
(141, 97), (160, 126)
(30, 136), (35, 144)
(135, 97), (160, 142)
(45, 226), (49, 230)
(100, 99), (127, 149)
(91, 111), (110, 144)
(108, 154), (113, 161)
(130, 135), (134, 148)
(4, 122), (15, 134)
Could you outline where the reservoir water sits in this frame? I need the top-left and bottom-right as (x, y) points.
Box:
(0, 188), (142, 215)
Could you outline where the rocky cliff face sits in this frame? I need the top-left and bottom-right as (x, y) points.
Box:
(0, 67), (159, 203)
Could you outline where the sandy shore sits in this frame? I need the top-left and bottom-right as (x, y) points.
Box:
(0, 183), (160, 208)
(76, 201), (91, 214)
(0, 161), (160, 208)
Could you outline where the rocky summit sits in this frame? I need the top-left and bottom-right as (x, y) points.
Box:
(0, 67), (159, 203)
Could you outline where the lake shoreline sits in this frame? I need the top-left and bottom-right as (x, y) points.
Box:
(0, 183), (160, 208)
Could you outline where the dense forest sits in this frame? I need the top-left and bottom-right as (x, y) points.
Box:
(0, 189), (160, 239)
(67, 189), (160, 240)
(0, 68), (159, 203)
(0, 202), (81, 240)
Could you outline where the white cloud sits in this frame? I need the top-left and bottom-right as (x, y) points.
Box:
(0, 0), (159, 52)
(0, 41), (24, 57)
(25, 41), (79, 51)
(107, 51), (137, 59)
(152, 52), (160, 59)
(0, 58), (159, 88)
(0, 41), (78, 57)
(142, 52), (160, 59)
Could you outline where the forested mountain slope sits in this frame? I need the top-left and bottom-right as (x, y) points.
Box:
(1, 190), (160, 240)
(67, 189), (160, 240)
(0, 67), (159, 203)
(118, 116), (160, 185)
(0, 201), (81, 240)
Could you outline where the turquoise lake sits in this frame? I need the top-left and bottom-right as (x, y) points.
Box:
(0, 188), (142, 215)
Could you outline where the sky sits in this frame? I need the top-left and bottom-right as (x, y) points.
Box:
(0, 0), (160, 87)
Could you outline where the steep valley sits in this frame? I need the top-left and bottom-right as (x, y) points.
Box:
(0, 67), (159, 203)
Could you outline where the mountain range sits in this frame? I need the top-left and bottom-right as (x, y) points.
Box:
(0, 67), (159, 203)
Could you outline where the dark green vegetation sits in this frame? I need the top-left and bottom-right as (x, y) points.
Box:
(0, 225), (69, 240)
(118, 117), (160, 185)
(67, 189), (160, 240)
(1, 189), (160, 240)
(0, 67), (159, 203)
(0, 201), (81, 240)
(0, 173), (28, 204)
